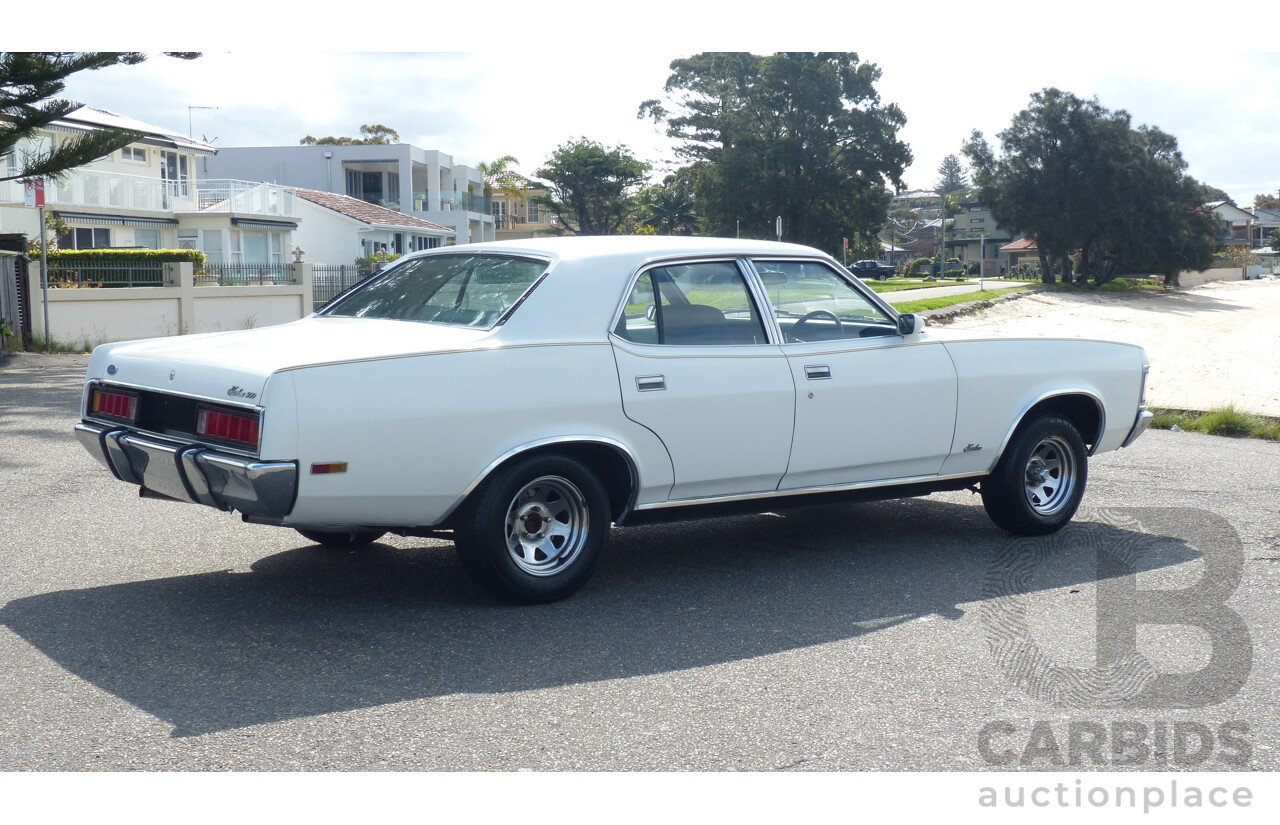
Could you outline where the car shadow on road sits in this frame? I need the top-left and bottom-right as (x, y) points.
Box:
(0, 499), (1201, 737)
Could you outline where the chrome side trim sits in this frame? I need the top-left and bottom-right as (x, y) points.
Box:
(993, 389), (1107, 461)
(438, 435), (643, 525)
(634, 471), (986, 511)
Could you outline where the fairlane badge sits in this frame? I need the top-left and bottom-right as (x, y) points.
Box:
(227, 386), (257, 400)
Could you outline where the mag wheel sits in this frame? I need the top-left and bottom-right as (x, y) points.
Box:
(455, 453), (610, 604)
(982, 415), (1088, 535)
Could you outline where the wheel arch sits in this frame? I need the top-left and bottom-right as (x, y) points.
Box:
(995, 391), (1105, 466)
(445, 436), (639, 526)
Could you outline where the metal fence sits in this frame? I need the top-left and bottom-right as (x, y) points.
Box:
(313, 264), (375, 308)
(46, 260), (167, 288)
(198, 263), (294, 286)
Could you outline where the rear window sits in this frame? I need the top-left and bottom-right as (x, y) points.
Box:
(324, 254), (549, 329)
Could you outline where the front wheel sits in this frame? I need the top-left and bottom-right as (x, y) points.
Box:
(981, 415), (1088, 535)
(454, 454), (610, 604)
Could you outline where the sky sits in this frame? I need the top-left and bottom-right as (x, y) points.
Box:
(22, 2), (1280, 207)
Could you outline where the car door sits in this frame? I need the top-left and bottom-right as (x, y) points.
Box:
(610, 259), (796, 501)
(749, 258), (959, 489)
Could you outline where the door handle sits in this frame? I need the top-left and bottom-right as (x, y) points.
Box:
(636, 374), (666, 392)
(804, 364), (831, 380)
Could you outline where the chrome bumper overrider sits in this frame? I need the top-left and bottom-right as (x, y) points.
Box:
(1121, 409), (1154, 449)
(75, 422), (297, 518)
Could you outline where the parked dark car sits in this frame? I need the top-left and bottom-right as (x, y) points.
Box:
(849, 259), (896, 280)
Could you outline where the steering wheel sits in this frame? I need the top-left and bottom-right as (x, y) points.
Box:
(787, 309), (844, 343)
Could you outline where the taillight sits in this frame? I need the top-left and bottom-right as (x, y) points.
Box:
(91, 387), (138, 422)
(196, 407), (261, 448)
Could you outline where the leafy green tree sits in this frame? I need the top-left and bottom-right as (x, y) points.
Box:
(964, 88), (1220, 286)
(639, 52), (910, 255)
(530, 139), (650, 235)
(1255, 193), (1280, 211)
(300, 124), (400, 145)
(1, 52), (199, 183)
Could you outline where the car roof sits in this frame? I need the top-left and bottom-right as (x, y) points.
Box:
(411, 235), (831, 265)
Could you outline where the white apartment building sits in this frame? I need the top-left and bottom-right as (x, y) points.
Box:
(0, 106), (299, 269)
(202, 143), (495, 246)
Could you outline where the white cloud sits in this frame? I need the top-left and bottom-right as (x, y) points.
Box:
(40, 17), (1280, 207)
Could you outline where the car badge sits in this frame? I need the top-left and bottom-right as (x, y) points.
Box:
(106, 364), (117, 375)
(169, 370), (176, 382)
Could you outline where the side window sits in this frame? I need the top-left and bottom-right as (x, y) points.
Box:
(614, 261), (768, 346)
(754, 260), (896, 343)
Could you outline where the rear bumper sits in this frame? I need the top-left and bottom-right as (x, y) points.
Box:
(75, 421), (297, 518)
(1121, 409), (1154, 449)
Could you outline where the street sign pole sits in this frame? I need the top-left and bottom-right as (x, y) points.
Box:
(39, 202), (49, 348)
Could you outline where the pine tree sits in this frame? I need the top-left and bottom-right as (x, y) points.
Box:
(1, 52), (198, 183)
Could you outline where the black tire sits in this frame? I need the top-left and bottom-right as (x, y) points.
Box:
(295, 527), (386, 547)
(981, 414), (1088, 535)
(454, 453), (610, 604)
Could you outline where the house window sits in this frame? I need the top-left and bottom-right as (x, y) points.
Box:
(133, 228), (161, 249)
(160, 151), (189, 197)
(228, 229), (243, 263)
(58, 227), (112, 249)
(386, 174), (399, 209)
(269, 231), (283, 264)
(121, 146), (147, 164)
(203, 229), (223, 264)
(527, 201), (540, 223)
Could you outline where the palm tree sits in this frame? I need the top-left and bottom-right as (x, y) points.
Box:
(477, 155), (531, 227)
(640, 181), (698, 235)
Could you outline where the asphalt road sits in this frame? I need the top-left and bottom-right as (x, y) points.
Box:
(1, 352), (1277, 771)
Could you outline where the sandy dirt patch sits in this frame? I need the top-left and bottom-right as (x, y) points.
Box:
(941, 279), (1280, 416)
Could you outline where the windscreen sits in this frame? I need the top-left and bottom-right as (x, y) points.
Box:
(324, 254), (549, 329)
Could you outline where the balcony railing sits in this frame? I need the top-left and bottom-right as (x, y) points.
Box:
(196, 180), (297, 218)
(411, 190), (490, 215)
(0, 171), (296, 219)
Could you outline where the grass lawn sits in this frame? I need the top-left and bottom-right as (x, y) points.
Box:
(1150, 406), (1280, 441)
(864, 279), (972, 293)
(893, 285), (1034, 314)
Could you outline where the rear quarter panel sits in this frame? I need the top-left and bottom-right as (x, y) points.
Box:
(282, 344), (673, 527)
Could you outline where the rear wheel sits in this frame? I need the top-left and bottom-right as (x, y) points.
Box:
(981, 415), (1088, 535)
(454, 453), (610, 604)
(295, 527), (386, 548)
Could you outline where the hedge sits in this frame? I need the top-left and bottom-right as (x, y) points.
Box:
(47, 248), (207, 267)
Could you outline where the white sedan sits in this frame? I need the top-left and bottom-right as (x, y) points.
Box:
(75, 237), (1152, 602)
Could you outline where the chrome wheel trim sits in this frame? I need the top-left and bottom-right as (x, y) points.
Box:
(1023, 435), (1076, 516)
(504, 475), (590, 577)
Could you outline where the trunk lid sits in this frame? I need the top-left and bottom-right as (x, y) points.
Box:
(87, 317), (496, 403)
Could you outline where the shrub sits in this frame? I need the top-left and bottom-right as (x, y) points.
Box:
(47, 248), (207, 266)
(907, 257), (933, 277)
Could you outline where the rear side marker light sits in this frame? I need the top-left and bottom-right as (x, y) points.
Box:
(311, 463), (348, 475)
(92, 388), (138, 422)
(196, 407), (261, 448)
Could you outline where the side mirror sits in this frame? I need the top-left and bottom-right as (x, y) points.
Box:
(896, 313), (923, 336)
